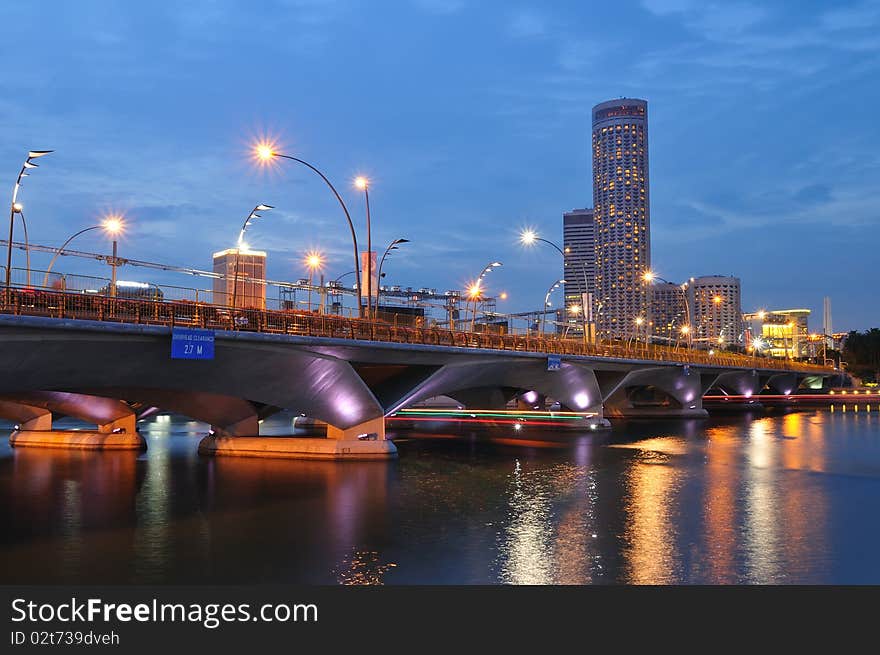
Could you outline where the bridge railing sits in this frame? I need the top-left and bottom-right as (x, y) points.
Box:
(0, 279), (832, 374)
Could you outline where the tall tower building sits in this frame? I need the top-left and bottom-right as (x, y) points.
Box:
(592, 98), (650, 339)
(562, 208), (595, 336)
(689, 275), (742, 347)
(212, 248), (267, 309)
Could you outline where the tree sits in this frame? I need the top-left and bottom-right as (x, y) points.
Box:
(843, 329), (880, 383)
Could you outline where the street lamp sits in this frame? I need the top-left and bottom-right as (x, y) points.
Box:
(468, 261), (502, 332)
(519, 229), (569, 256)
(678, 324), (692, 351)
(354, 176), (374, 320)
(521, 228), (592, 341)
(254, 142), (363, 318)
(103, 215), (125, 298)
(305, 250), (324, 312)
(6, 150), (53, 294)
(541, 278), (566, 338)
(628, 315), (645, 349)
(231, 203), (273, 310)
(642, 270), (692, 348)
(43, 217), (125, 288)
(376, 237), (409, 315)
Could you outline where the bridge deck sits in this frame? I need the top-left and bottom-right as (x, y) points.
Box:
(0, 287), (831, 374)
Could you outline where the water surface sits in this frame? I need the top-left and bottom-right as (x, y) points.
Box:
(1, 411), (879, 584)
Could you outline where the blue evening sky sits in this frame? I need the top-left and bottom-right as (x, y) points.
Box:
(2, 0), (878, 330)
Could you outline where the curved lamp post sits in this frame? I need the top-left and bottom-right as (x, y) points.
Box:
(521, 229), (593, 341)
(43, 217), (125, 288)
(231, 203), (273, 310)
(541, 278), (566, 338)
(519, 229), (568, 257)
(375, 237), (409, 314)
(643, 271), (692, 349)
(6, 150), (53, 293)
(255, 144), (363, 318)
(468, 261), (502, 332)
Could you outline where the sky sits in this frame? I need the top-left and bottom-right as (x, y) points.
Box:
(1, 0), (879, 331)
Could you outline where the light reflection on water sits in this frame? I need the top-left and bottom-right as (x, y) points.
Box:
(1, 411), (879, 584)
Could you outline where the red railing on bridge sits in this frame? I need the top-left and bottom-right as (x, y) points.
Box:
(0, 287), (833, 374)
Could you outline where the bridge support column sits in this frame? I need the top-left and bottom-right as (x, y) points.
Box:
(602, 367), (709, 419)
(4, 392), (145, 451)
(198, 416), (396, 461)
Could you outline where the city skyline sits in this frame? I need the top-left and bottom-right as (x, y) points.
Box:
(1, 1), (878, 331)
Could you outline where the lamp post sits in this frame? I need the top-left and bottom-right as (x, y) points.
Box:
(104, 215), (126, 298)
(520, 229), (594, 342)
(354, 176), (374, 320)
(628, 316), (645, 349)
(375, 237), (409, 316)
(231, 203), (273, 310)
(305, 251), (324, 312)
(642, 271), (692, 348)
(43, 217), (125, 287)
(255, 143), (363, 318)
(712, 294), (723, 345)
(540, 278), (566, 339)
(6, 150), (53, 295)
(468, 261), (502, 332)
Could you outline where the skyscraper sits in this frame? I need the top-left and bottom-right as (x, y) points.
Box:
(562, 208), (595, 336)
(592, 97), (650, 339)
(212, 248), (267, 309)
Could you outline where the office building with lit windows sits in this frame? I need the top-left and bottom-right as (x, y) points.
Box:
(562, 208), (596, 336)
(650, 281), (688, 345)
(592, 98), (650, 339)
(212, 248), (267, 310)
(689, 275), (742, 347)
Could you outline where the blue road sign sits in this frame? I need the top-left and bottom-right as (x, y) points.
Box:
(547, 354), (562, 371)
(171, 327), (215, 360)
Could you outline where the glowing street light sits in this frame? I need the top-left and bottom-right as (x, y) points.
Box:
(467, 261), (502, 331)
(43, 216), (126, 287)
(304, 250), (324, 313)
(100, 213), (126, 298)
(6, 150), (53, 293)
(643, 270), (692, 348)
(519, 228), (568, 256)
(253, 140), (363, 318)
(353, 176), (375, 319)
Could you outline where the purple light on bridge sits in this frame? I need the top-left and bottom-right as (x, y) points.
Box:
(523, 391), (538, 404)
(573, 392), (590, 409)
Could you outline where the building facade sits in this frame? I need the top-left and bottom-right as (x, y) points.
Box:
(212, 248), (267, 310)
(688, 275), (742, 347)
(592, 98), (650, 340)
(650, 281), (688, 345)
(743, 309), (810, 358)
(562, 208), (596, 337)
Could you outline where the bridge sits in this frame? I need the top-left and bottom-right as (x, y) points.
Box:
(0, 286), (838, 460)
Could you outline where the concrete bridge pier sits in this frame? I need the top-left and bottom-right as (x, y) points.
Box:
(198, 414), (396, 461)
(2, 392), (145, 451)
(602, 366), (709, 418)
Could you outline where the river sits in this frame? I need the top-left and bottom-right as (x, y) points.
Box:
(1, 410), (879, 584)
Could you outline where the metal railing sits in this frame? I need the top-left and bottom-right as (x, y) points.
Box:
(0, 267), (833, 373)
